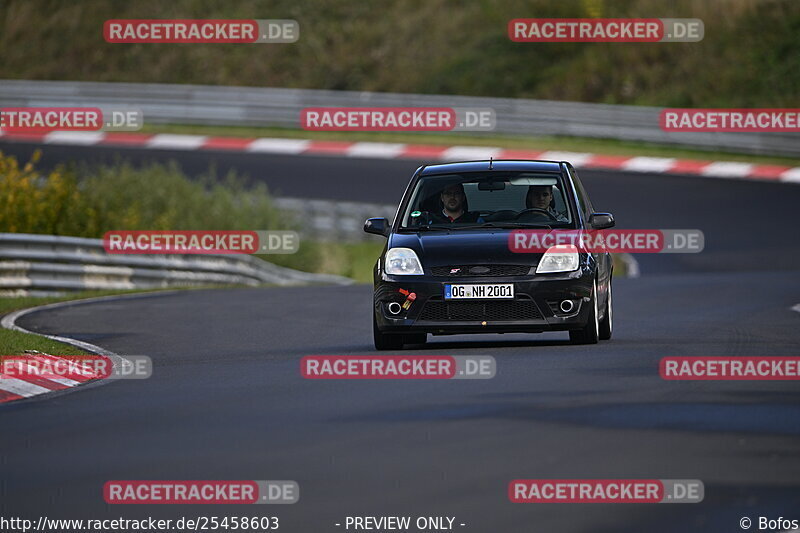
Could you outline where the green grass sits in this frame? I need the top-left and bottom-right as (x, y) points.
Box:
(321, 241), (382, 283)
(612, 254), (630, 277)
(0, 288), (181, 316)
(339, 242), (383, 282)
(265, 240), (383, 283)
(0, 288), (187, 355)
(143, 123), (800, 167)
(0, 329), (89, 356)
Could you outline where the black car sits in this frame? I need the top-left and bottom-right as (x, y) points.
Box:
(364, 159), (615, 350)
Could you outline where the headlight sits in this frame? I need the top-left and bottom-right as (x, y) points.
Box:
(536, 245), (579, 273)
(384, 247), (423, 275)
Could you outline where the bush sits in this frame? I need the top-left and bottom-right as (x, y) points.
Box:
(0, 151), (83, 235)
(0, 150), (290, 236)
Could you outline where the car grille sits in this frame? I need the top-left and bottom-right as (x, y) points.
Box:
(418, 298), (542, 321)
(428, 264), (532, 277)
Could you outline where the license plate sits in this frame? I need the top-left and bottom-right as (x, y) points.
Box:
(444, 284), (514, 300)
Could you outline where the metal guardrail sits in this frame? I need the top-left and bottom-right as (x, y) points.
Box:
(1, 80), (797, 157)
(275, 197), (395, 242)
(0, 233), (351, 297)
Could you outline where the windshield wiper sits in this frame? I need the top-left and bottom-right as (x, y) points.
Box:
(403, 222), (556, 231)
(403, 224), (450, 231)
(448, 222), (553, 230)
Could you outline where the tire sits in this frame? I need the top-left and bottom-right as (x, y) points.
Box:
(373, 314), (404, 350)
(569, 280), (599, 345)
(599, 279), (612, 341)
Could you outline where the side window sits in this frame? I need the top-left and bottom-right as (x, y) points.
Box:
(568, 166), (594, 218)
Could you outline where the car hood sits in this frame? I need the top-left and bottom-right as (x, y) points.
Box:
(389, 229), (544, 268)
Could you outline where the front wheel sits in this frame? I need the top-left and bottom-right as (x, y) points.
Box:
(373, 314), (404, 350)
(569, 280), (599, 345)
(599, 280), (612, 341)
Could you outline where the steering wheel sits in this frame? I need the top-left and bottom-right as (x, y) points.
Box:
(514, 208), (558, 222)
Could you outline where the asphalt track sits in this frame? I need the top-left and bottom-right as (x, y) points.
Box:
(1, 141), (800, 532)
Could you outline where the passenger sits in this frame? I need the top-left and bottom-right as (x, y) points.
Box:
(430, 183), (482, 223)
(526, 185), (568, 222)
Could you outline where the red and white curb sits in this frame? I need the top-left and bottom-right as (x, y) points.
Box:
(0, 351), (107, 403)
(0, 295), (133, 405)
(1, 130), (798, 184)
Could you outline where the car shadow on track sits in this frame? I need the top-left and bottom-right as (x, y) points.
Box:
(325, 334), (578, 353)
(336, 336), (575, 352)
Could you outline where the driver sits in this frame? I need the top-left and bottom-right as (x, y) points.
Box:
(526, 185), (568, 222)
(432, 183), (482, 223)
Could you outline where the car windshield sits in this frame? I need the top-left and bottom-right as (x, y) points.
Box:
(399, 171), (574, 229)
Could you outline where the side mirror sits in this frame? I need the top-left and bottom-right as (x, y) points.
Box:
(364, 217), (390, 237)
(589, 213), (615, 230)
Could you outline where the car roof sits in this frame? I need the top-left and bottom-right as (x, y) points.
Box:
(418, 160), (564, 176)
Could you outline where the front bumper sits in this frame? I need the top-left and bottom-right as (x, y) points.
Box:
(374, 267), (594, 335)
